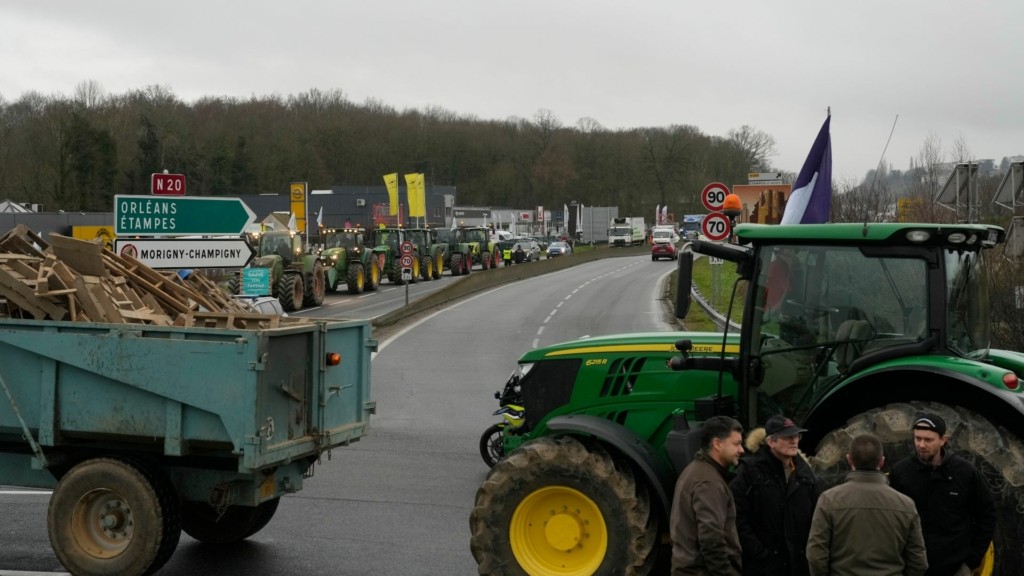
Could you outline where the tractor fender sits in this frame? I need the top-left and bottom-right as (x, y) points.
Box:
(546, 414), (675, 519)
(802, 362), (1024, 448)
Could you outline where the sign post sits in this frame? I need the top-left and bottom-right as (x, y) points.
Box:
(114, 195), (257, 236)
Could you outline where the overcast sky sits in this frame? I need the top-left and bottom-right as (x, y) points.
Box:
(3, 1), (1021, 184)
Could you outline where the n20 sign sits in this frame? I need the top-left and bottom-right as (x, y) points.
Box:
(152, 173), (186, 196)
(701, 182), (730, 212)
(701, 212), (731, 241)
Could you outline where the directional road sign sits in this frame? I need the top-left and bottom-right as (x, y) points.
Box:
(701, 211), (731, 242)
(701, 182), (730, 212)
(114, 238), (256, 269)
(114, 195), (257, 236)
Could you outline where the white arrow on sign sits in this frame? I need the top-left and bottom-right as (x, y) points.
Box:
(114, 238), (256, 269)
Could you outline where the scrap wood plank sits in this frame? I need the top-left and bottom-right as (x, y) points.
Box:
(0, 225), (47, 257)
(101, 258), (189, 315)
(48, 233), (107, 277)
(70, 276), (104, 322)
(0, 266), (67, 320)
(120, 309), (173, 326)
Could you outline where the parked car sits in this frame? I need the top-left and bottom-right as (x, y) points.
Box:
(547, 241), (573, 257)
(651, 230), (677, 261)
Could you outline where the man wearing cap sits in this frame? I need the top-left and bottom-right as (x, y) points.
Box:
(731, 415), (821, 576)
(890, 413), (996, 576)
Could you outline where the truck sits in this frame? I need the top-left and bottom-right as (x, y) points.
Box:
(0, 315), (375, 575)
(320, 227), (381, 294)
(681, 214), (704, 240)
(471, 222), (1024, 575)
(227, 230), (325, 312)
(608, 216), (646, 247)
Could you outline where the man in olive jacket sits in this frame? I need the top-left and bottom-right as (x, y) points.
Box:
(671, 415), (745, 576)
(731, 415), (822, 576)
(806, 433), (927, 576)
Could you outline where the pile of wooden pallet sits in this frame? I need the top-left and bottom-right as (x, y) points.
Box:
(0, 225), (287, 329)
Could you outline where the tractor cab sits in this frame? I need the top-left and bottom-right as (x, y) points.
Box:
(257, 231), (302, 264)
(323, 228), (365, 250)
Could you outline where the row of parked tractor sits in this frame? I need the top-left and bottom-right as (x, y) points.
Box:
(224, 225), (513, 312)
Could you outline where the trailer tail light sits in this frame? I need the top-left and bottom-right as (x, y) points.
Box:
(326, 353), (341, 366)
(1003, 373), (1019, 390)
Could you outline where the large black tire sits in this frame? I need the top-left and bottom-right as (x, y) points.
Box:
(482, 251), (492, 270)
(365, 258), (381, 292)
(470, 435), (657, 576)
(433, 252), (444, 280)
(181, 498), (281, 544)
(420, 255), (434, 281)
(226, 275), (240, 295)
(276, 274), (303, 311)
(450, 253), (464, 277)
(811, 402), (1024, 576)
(47, 458), (181, 576)
(479, 423), (505, 468)
(303, 260), (326, 306)
(346, 262), (366, 294)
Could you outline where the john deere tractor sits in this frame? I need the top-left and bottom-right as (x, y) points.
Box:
(404, 227), (445, 280)
(320, 227), (380, 294)
(434, 228), (470, 276)
(370, 227), (430, 285)
(227, 230), (325, 312)
(471, 222), (1024, 575)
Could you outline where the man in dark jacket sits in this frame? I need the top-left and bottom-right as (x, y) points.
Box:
(731, 415), (821, 576)
(671, 415), (745, 576)
(890, 413), (996, 576)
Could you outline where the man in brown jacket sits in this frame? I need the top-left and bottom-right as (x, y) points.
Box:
(806, 433), (928, 576)
(671, 415), (745, 575)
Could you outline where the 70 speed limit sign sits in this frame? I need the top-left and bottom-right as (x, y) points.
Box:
(701, 212), (731, 241)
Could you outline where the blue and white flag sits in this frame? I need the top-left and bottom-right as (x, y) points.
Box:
(781, 115), (832, 224)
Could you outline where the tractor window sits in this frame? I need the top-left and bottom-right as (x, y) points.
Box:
(751, 244), (928, 420)
(945, 249), (989, 359)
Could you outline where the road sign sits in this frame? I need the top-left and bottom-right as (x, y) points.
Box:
(114, 195), (257, 236)
(709, 257), (724, 265)
(151, 173), (186, 196)
(241, 268), (271, 296)
(701, 182), (730, 212)
(114, 238), (256, 269)
(401, 268), (413, 281)
(701, 212), (731, 242)
(399, 254), (414, 268)
(400, 240), (414, 255)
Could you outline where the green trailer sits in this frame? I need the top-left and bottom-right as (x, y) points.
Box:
(0, 315), (375, 575)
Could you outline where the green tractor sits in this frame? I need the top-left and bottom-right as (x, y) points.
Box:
(369, 227), (432, 285)
(404, 227), (445, 280)
(470, 222), (1024, 575)
(461, 226), (501, 271)
(434, 228), (471, 276)
(320, 227), (380, 294)
(228, 230), (325, 312)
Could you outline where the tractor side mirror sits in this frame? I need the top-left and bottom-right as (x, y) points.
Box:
(675, 245), (693, 319)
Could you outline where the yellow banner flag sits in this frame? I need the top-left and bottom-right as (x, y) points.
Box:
(405, 173), (426, 218)
(416, 173), (427, 217)
(383, 173), (399, 216)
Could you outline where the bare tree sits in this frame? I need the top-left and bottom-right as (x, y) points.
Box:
(73, 80), (106, 109)
(727, 125), (777, 170)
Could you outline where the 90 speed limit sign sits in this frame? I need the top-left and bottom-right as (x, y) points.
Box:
(701, 212), (731, 242)
(701, 182), (731, 212)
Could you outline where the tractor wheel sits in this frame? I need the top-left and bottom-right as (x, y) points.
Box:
(226, 276), (240, 295)
(470, 435), (657, 576)
(482, 252), (492, 270)
(410, 255), (420, 284)
(433, 253), (444, 279)
(464, 254), (472, 275)
(420, 255), (434, 281)
(493, 249), (501, 268)
(811, 402), (1024, 576)
(479, 424), (505, 468)
(365, 259), (381, 292)
(303, 260), (326, 306)
(181, 498), (281, 544)
(450, 254), (464, 277)
(277, 274), (303, 311)
(47, 458), (181, 576)
(346, 262), (366, 294)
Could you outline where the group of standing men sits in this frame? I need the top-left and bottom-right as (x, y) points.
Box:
(670, 413), (996, 576)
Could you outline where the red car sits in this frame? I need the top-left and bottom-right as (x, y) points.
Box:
(651, 231), (677, 261)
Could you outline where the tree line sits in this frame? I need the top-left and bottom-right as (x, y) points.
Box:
(0, 82), (773, 219)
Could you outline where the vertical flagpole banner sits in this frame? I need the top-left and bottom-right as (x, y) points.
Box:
(416, 173), (426, 218)
(781, 115), (832, 225)
(404, 173), (426, 218)
(383, 173), (399, 216)
(289, 182), (307, 232)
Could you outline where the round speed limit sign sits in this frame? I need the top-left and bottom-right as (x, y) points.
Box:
(701, 182), (730, 212)
(400, 254), (415, 268)
(701, 212), (731, 242)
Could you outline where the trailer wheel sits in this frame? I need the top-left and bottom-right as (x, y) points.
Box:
(346, 262), (366, 294)
(366, 259), (381, 291)
(47, 458), (181, 576)
(181, 498), (281, 544)
(811, 402), (1024, 576)
(450, 253), (463, 277)
(277, 274), (303, 311)
(470, 435), (656, 576)
(303, 260), (326, 306)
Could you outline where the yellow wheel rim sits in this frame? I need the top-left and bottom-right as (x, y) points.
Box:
(510, 486), (607, 576)
(436, 253), (443, 275)
(371, 262), (380, 285)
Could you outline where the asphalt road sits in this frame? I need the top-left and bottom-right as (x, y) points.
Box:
(0, 254), (679, 576)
